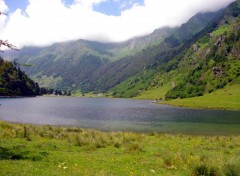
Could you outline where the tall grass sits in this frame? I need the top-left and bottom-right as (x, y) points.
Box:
(0, 121), (146, 152)
(1, 120), (240, 175)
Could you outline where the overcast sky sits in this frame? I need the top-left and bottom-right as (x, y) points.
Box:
(0, 0), (236, 48)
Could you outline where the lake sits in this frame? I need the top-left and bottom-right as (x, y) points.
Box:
(0, 97), (240, 135)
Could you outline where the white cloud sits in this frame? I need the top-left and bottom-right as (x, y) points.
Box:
(0, 0), (8, 31)
(0, 0), (7, 12)
(74, 0), (108, 9)
(0, 0), (236, 48)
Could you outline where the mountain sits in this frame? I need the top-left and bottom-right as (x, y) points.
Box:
(84, 10), (223, 93)
(112, 1), (240, 99)
(5, 27), (176, 90)
(0, 58), (40, 96)
(7, 9), (221, 93)
(165, 1), (240, 99)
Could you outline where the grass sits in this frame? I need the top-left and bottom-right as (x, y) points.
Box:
(162, 84), (240, 110)
(136, 83), (240, 110)
(1, 121), (240, 175)
(32, 75), (62, 88)
(211, 24), (230, 37)
(136, 84), (171, 100)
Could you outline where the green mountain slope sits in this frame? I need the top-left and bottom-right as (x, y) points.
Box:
(6, 28), (174, 90)
(114, 1), (240, 107)
(163, 84), (240, 110)
(79, 11), (221, 93)
(6, 10), (219, 93)
(166, 20), (240, 99)
(0, 58), (40, 96)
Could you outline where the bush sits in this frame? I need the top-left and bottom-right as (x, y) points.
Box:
(125, 142), (144, 153)
(193, 164), (219, 176)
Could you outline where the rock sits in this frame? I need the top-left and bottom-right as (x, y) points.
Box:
(235, 24), (240, 31)
(231, 46), (240, 59)
(208, 33), (213, 38)
(212, 67), (224, 77)
(200, 48), (211, 58)
(192, 44), (199, 52)
(215, 34), (226, 46)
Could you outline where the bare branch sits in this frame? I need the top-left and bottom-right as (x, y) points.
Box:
(0, 40), (19, 51)
(0, 11), (7, 16)
(0, 11), (18, 52)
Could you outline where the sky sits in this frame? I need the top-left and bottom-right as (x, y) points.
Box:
(0, 0), (236, 48)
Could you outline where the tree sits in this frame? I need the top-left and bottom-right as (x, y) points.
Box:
(0, 11), (40, 96)
(0, 40), (19, 51)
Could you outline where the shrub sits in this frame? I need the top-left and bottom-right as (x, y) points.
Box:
(223, 162), (240, 176)
(125, 142), (144, 153)
(193, 164), (219, 176)
(0, 146), (43, 161)
(163, 157), (174, 167)
(113, 142), (121, 148)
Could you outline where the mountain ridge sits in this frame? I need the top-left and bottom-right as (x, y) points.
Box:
(113, 1), (240, 101)
(5, 7), (232, 97)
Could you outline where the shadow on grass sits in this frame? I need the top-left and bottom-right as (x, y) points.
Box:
(0, 146), (48, 161)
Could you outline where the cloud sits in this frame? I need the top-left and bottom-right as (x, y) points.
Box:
(0, 0), (8, 12)
(119, 0), (141, 10)
(0, 0), (8, 30)
(74, 0), (108, 9)
(0, 0), (236, 48)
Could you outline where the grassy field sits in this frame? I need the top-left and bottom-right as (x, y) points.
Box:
(1, 121), (240, 176)
(136, 84), (171, 100)
(162, 84), (240, 110)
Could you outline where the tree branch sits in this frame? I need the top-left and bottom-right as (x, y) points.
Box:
(0, 40), (19, 51)
(0, 11), (7, 16)
(0, 11), (19, 51)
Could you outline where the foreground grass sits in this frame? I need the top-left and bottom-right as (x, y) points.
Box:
(1, 121), (240, 176)
(162, 84), (240, 110)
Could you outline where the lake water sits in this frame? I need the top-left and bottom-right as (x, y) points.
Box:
(0, 97), (240, 135)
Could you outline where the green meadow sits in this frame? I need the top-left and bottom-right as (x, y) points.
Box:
(1, 121), (240, 176)
(162, 84), (240, 110)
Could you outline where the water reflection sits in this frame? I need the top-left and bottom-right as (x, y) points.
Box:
(0, 97), (240, 135)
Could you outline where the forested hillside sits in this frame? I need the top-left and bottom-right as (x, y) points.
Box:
(6, 10), (220, 93)
(5, 27), (174, 90)
(166, 17), (240, 99)
(4, 1), (239, 101)
(84, 11), (221, 93)
(0, 58), (40, 96)
(112, 1), (240, 100)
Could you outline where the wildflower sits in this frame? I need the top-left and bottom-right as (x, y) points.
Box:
(150, 169), (155, 173)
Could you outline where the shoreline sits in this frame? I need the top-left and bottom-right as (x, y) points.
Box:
(1, 119), (240, 137)
(160, 101), (240, 111)
(0, 95), (37, 98)
(1, 118), (240, 136)
(1, 94), (240, 111)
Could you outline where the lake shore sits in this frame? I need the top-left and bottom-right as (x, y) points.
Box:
(137, 84), (240, 111)
(0, 95), (37, 98)
(0, 120), (240, 175)
(160, 84), (240, 111)
(161, 100), (240, 111)
(1, 96), (240, 135)
(28, 83), (240, 111)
